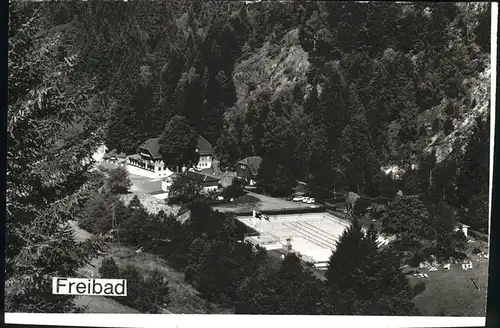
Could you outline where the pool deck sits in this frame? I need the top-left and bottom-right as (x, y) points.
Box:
(238, 212), (390, 263)
(237, 212), (350, 263)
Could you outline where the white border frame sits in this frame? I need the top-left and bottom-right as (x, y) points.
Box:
(5, 3), (497, 328)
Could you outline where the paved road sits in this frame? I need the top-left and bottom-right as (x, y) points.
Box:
(247, 192), (316, 211)
(213, 191), (318, 213)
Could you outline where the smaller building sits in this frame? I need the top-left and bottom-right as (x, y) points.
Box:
(92, 144), (108, 163)
(195, 135), (214, 170)
(161, 171), (221, 198)
(454, 222), (470, 237)
(236, 156), (263, 185)
(104, 148), (118, 161)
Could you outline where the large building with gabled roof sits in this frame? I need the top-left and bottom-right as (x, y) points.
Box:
(236, 155), (263, 185)
(126, 133), (214, 179)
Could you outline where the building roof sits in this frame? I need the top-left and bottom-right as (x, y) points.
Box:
(139, 134), (214, 160)
(138, 137), (162, 159)
(196, 135), (214, 155)
(198, 167), (216, 176)
(169, 171), (220, 185)
(237, 156), (263, 176)
(106, 148), (118, 158)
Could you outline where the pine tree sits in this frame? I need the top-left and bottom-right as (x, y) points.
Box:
(7, 2), (103, 312)
(260, 110), (291, 159)
(326, 219), (418, 315)
(456, 118), (489, 204)
(274, 254), (325, 314)
(339, 113), (377, 192)
(326, 219), (373, 294)
(256, 159), (295, 197)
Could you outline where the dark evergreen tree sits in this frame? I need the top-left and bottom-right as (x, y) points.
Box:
(158, 115), (199, 168)
(464, 191), (489, 233)
(326, 219), (418, 315)
(456, 118), (489, 204)
(256, 159), (295, 197)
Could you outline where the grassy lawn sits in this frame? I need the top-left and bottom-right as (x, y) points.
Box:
(407, 239), (489, 316)
(74, 295), (140, 314)
(72, 220), (228, 314)
(102, 245), (233, 314)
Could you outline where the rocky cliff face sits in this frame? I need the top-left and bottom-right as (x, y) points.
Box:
(425, 63), (490, 163)
(232, 28), (310, 113)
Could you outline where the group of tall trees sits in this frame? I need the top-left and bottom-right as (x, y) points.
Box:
(215, 2), (490, 205)
(29, 2), (490, 209)
(158, 115), (199, 168)
(7, 1), (105, 312)
(78, 188), (421, 315)
(7, 0), (490, 313)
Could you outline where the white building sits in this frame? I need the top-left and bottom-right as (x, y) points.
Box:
(127, 134), (214, 179)
(92, 144), (108, 163)
(454, 222), (470, 237)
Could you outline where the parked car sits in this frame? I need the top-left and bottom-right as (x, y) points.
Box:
(302, 197), (310, 203)
(308, 198), (316, 204)
(293, 196), (304, 202)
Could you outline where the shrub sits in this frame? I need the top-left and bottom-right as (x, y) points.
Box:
(119, 265), (142, 307)
(107, 167), (132, 194)
(99, 257), (120, 279)
(353, 197), (371, 218)
(79, 192), (119, 234)
(135, 269), (170, 313)
(469, 229), (489, 242)
(184, 265), (198, 284)
(412, 281), (426, 296)
(472, 247), (482, 255)
(98, 165), (111, 173)
(409, 252), (425, 267)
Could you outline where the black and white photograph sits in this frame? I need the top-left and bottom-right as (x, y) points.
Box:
(6, 0), (495, 326)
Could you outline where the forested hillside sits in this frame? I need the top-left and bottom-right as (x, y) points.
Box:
(28, 1), (493, 224)
(8, 0), (492, 315)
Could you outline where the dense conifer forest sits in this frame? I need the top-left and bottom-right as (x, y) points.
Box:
(32, 1), (490, 209)
(7, 0), (491, 316)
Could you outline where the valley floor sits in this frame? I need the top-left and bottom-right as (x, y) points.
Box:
(408, 238), (489, 316)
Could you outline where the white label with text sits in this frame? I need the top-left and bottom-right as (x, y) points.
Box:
(52, 277), (127, 296)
